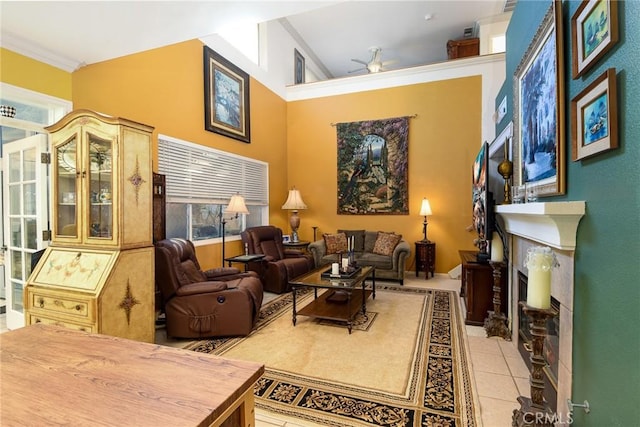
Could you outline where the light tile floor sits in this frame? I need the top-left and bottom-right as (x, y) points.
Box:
(0, 273), (529, 427)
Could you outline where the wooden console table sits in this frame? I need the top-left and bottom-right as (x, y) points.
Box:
(0, 324), (264, 426)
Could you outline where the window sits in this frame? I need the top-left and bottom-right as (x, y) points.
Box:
(157, 135), (268, 245)
(218, 22), (261, 65)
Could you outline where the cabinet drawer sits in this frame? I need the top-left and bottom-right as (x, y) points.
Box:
(28, 314), (95, 333)
(29, 292), (92, 320)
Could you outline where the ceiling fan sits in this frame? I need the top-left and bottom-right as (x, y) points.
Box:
(349, 47), (395, 74)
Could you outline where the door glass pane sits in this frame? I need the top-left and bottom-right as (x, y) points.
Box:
(9, 151), (20, 182)
(24, 182), (36, 215)
(24, 218), (37, 250)
(11, 281), (24, 312)
(10, 249), (23, 281)
(9, 185), (20, 214)
(88, 134), (113, 239)
(23, 147), (36, 180)
(10, 218), (21, 247)
(56, 137), (78, 237)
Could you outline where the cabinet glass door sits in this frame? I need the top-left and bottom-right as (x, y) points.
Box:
(56, 137), (78, 238)
(87, 134), (113, 239)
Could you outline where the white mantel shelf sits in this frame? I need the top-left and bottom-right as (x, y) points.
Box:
(495, 201), (586, 250)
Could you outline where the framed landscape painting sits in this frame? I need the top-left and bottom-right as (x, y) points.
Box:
(571, 0), (619, 79)
(571, 68), (618, 161)
(204, 46), (251, 143)
(513, 0), (565, 196)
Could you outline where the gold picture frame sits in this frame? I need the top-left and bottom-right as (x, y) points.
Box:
(571, 0), (619, 79)
(513, 1), (565, 197)
(571, 68), (618, 161)
(204, 46), (251, 143)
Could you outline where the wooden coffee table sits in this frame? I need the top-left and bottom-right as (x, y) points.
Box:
(289, 265), (375, 334)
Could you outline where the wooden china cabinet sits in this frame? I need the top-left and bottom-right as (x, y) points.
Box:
(24, 110), (156, 342)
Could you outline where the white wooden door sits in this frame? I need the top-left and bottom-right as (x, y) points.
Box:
(2, 134), (49, 330)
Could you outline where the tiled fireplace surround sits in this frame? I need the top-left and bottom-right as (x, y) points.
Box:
(496, 201), (585, 418)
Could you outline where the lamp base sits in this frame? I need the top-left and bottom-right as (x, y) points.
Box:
(291, 230), (299, 243)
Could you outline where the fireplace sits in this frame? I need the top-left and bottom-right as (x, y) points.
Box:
(495, 201), (585, 419)
(517, 271), (559, 412)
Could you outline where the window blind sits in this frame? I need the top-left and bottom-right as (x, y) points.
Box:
(157, 135), (268, 205)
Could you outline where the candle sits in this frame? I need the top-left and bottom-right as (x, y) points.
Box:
(331, 263), (339, 275)
(524, 246), (558, 309)
(490, 232), (504, 262)
(342, 258), (349, 270)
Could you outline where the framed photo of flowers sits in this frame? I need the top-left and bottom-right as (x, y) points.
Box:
(513, 0), (565, 197)
(204, 46), (251, 143)
(571, 68), (618, 161)
(571, 0), (619, 79)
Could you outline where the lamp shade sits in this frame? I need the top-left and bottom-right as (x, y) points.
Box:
(226, 193), (249, 214)
(419, 198), (432, 216)
(281, 188), (307, 210)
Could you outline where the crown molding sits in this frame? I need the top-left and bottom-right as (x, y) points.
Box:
(1, 32), (81, 72)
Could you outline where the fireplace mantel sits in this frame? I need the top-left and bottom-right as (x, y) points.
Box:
(495, 201), (586, 250)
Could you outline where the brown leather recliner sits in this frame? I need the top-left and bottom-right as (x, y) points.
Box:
(241, 226), (315, 294)
(155, 238), (264, 338)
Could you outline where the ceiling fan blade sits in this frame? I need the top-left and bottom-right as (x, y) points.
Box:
(351, 59), (368, 65)
(348, 67), (366, 74)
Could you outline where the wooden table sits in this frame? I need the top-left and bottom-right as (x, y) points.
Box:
(0, 324), (264, 426)
(415, 240), (436, 279)
(289, 265), (375, 334)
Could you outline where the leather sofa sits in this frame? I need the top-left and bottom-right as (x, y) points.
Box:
(155, 238), (263, 338)
(241, 226), (315, 294)
(308, 230), (410, 285)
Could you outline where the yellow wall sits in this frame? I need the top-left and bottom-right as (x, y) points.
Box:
(71, 40), (290, 268)
(0, 48), (72, 100)
(3, 42), (482, 273)
(287, 77), (481, 272)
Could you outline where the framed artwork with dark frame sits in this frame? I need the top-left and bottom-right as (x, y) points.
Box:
(571, 0), (619, 79)
(294, 49), (305, 84)
(571, 68), (618, 161)
(513, 0), (565, 197)
(204, 46), (251, 143)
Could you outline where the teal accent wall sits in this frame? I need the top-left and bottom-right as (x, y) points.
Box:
(506, 1), (640, 424)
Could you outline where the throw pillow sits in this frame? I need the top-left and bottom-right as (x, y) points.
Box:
(372, 232), (402, 256)
(337, 229), (365, 252)
(323, 232), (348, 255)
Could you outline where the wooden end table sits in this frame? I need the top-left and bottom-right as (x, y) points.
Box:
(225, 254), (266, 272)
(415, 240), (436, 279)
(283, 240), (310, 252)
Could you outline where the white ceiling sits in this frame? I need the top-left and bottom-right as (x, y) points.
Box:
(0, 1), (508, 79)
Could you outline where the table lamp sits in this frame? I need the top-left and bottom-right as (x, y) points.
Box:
(281, 187), (307, 242)
(419, 198), (432, 242)
(220, 193), (249, 264)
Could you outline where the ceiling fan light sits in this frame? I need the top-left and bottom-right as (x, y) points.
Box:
(367, 62), (382, 73)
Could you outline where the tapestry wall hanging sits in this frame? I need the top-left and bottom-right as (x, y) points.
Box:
(336, 116), (409, 215)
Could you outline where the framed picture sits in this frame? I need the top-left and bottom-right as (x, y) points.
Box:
(571, 0), (619, 79)
(282, 235), (291, 243)
(513, 1), (565, 197)
(571, 68), (618, 161)
(204, 46), (251, 143)
(294, 49), (305, 84)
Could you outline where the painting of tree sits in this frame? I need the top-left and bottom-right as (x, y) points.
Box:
(336, 117), (409, 214)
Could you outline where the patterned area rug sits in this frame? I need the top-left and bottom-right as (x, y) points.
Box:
(185, 286), (478, 426)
